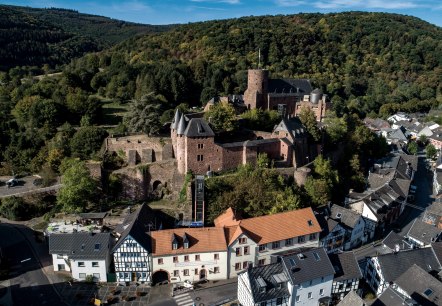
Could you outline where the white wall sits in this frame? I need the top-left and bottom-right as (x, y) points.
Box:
(70, 259), (107, 282)
(238, 272), (255, 306)
(113, 236), (151, 283)
(290, 274), (333, 306)
(348, 217), (366, 249)
(52, 254), (71, 272)
(152, 251), (228, 283)
(228, 234), (257, 278)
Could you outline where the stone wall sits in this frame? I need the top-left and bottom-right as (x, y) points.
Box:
(185, 137), (222, 174)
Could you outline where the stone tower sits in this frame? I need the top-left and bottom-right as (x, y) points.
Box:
(243, 69), (269, 110)
(176, 114), (187, 174)
(170, 109), (181, 157)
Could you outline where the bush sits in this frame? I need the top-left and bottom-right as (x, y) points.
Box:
(0, 196), (28, 221)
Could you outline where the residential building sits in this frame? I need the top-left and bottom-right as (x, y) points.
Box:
(381, 231), (412, 253)
(328, 252), (362, 300)
(112, 204), (153, 283)
(429, 128), (442, 150)
(215, 207), (321, 278)
(150, 227), (228, 284)
(336, 291), (365, 306)
(422, 199), (442, 229)
(49, 232), (112, 282)
(406, 218), (442, 247)
(387, 113), (411, 123)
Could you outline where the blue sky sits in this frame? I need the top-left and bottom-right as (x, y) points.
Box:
(3, 0), (442, 26)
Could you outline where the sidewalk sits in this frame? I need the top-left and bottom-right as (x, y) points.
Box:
(194, 278), (237, 292)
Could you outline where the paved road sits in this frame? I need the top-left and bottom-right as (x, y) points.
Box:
(0, 224), (64, 306)
(0, 176), (61, 199)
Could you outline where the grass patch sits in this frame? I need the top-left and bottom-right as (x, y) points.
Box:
(99, 98), (129, 126)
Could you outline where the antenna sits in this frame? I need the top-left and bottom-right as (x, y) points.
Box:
(258, 48), (261, 69)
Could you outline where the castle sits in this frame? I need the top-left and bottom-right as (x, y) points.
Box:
(243, 69), (330, 122)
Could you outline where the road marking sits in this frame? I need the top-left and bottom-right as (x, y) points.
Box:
(21, 258), (31, 263)
(174, 292), (194, 306)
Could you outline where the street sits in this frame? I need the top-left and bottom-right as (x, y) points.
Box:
(0, 224), (64, 306)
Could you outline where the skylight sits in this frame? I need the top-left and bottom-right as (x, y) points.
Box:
(313, 252), (320, 261)
(297, 253), (306, 260)
(424, 288), (433, 297)
(336, 213), (342, 219)
(307, 220), (313, 226)
(94, 243), (101, 251)
(289, 258), (296, 267)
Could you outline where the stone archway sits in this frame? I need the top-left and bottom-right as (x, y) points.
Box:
(152, 270), (169, 285)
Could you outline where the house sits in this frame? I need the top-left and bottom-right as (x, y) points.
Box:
(406, 218), (442, 247)
(49, 232), (112, 282)
(150, 227), (228, 284)
(422, 199), (442, 229)
(387, 113), (411, 123)
(381, 230), (412, 253)
(238, 263), (291, 306)
(336, 291), (365, 306)
(428, 128), (442, 150)
(364, 246), (442, 296)
(328, 252), (362, 300)
(112, 204), (154, 284)
(363, 118), (390, 133)
(318, 216), (348, 254)
(215, 207), (321, 278)
(371, 287), (416, 306)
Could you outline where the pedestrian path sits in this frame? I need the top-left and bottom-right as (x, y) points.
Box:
(174, 292), (193, 306)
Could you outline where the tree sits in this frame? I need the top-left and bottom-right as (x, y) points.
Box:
(204, 103), (238, 133)
(298, 107), (321, 142)
(70, 126), (108, 160)
(324, 115), (347, 143)
(419, 134), (428, 145)
(407, 141), (418, 155)
(426, 144), (437, 160)
(124, 93), (163, 136)
(304, 178), (331, 206)
(57, 159), (97, 213)
(0, 197), (28, 221)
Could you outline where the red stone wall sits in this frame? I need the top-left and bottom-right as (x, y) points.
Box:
(221, 145), (243, 171)
(185, 137), (222, 174)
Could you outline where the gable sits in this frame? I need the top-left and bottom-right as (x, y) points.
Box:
(113, 235), (149, 254)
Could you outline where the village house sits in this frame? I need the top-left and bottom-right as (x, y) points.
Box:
(328, 252), (362, 301)
(422, 199), (442, 229)
(336, 291), (365, 306)
(406, 218), (442, 247)
(49, 232), (112, 282)
(214, 207), (322, 278)
(150, 227), (228, 284)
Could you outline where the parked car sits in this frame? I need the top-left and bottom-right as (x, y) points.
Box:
(6, 179), (18, 188)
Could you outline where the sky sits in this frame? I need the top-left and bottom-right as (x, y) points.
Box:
(2, 0), (441, 27)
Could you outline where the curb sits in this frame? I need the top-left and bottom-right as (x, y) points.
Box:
(194, 280), (237, 292)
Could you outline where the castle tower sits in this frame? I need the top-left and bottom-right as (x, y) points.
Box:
(243, 69), (269, 110)
(176, 114), (187, 174)
(170, 109), (181, 156)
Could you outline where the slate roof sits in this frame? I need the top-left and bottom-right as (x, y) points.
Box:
(407, 218), (442, 245)
(78, 212), (107, 219)
(177, 114), (187, 135)
(170, 109), (181, 130)
(382, 231), (412, 252)
(49, 232), (110, 260)
(373, 154), (416, 181)
(431, 242), (442, 265)
(328, 252), (362, 282)
(281, 247), (335, 286)
(395, 264), (442, 306)
(330, 205), (362, 230)
(376, 247), (441, 283)
(337, 291), (365, 306)
(243, 262), (290, 304)
(268, 78), (312, 95)
(372, 287), (414, 306)
(387, 128), (408, 142)
(273, 117), (306, 143)
(183, 118), (215, 137)
(426, 201), (442, 216)
(113, 204), (153, 253)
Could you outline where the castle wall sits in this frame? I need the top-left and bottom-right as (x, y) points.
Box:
(176, 134), (186, 174)
(185, 136), (222, 175)
(294, 98), (329, 122)
(267, 95), (299, 115)
(221, 145), (244, 170)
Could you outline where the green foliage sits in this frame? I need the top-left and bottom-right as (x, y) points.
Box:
(124, 93), (163, 136)
(324, 115), (348, 143)
(304, 155), (339, 206)
(407, 141), (418, 155)
(57, 159), (97, 213)
(241, 109), (280, 131)
(204, 103), (238, 133)
(419, 134), (428, 145)
(179, 172), (193, 203)
(70, 126), (108, 160)
(426, 144), (437, 160)
(0, 196), (27, 221)
(298, 107), (321, 142)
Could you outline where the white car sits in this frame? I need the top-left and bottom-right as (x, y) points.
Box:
(183, 280), (194, 289)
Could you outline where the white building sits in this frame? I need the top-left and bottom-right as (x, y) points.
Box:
(215, 207), (322, 278)
(150, 228), (228, 284)
(49, 232), (112, 282)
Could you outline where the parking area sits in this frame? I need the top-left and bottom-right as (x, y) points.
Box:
(0, 175), (60, 198)
(56, 282), (150, 305)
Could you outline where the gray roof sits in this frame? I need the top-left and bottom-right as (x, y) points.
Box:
(170, 109), (181, 129)
(273, 117), (306, 143)
(373, 154), (416, 181)
(243, 262), (290, 304)
(113, 204), (153, 253)
(328, 252), (362, 282)
(425, 201), (442, 217)
(268, 78), (312, 95)
(78, 212), (107, 219)
(431, 242), (442, 266)
(330, 205), (362, 229)
(183, 118), (215, 137)
(395, 264), (442, 306)
(376, 247), (441, 283)
(382, 231), (412, 252)
(337, 291), (365, 306)
(407, 219), (442, 245)
(281, 247), (335, 285)
(49, 232), (110, 260)
(372, 287), (414, 306)
(387, 128), (408, 142)
(176, 113), (187, 135)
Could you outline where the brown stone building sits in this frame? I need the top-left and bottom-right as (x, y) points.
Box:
(243, 69), (330, 122)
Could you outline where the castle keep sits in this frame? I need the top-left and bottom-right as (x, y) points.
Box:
(244, 69), (330, 122)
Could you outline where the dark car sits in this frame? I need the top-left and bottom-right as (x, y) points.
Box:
(33, 178), (43, 186)
(6, 179), (18, 188)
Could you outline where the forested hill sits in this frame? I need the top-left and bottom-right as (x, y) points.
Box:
(0, 5), (173, 70)
(98, 12), (441, 116)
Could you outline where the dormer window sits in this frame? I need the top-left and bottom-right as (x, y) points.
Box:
(183, 233), (189, 249)
(171, 234), (178, 250)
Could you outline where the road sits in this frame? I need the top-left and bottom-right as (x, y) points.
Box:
(0, 176), (61, 199)
(0, 224), (64, 306)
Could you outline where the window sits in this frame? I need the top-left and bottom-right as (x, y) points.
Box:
(172, 242), (178, 250)
(308, 292), (312, 299)
(79, 273), (86, 279)
(93, 273), (100, 281)
(235, 247), (242, 256)
(235, 263), (241, 271)
(260, 303), (266, 306)
(239, 237), (247, 244)
(307, 220), (313, 226)
(184, 242), (189, 249)
(243, 261), (248, 269)
(184, 269), (189, 276)
(92, 262), (99, 267)
(214, 267), (220, 273)
(198, 143), (204, 149)
(197, 155), (204, 161)
(173, 270), (179, 277)
(339, 284), (344, 290)
(276, 297), (283, 305)
(320, 289), (324, 296)
(296, 295), (300, 302)
(309, 280), (313, 286)
(94, 243), (101, 251)
(195, 255), (200, 261)
(194, 268), (198, 275)
(244, 246), (250, 255)
(309, 233), (317, 240)
(259, 244), (267, 252)
(258, 259), (265, 266)
(184, 255), (189, 262)
(173, 256), (178, 263)
(158, 258), (163, 265)
(214, 253), (219, 260)
(58, 264), (65, 271)
(272, 241), (280, 249)
(57, 255), (63, 259)
(78, 262), (85, 267)
(285, 238), (293, 246)
(298, 236), (305, 243)
(313, 252), (320, 261)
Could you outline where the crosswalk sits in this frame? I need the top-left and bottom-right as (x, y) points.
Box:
(173, 292), (194, 306)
